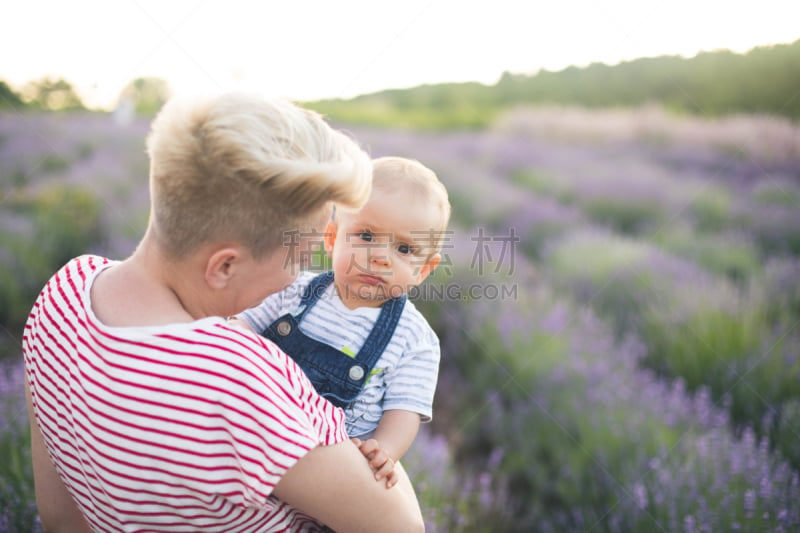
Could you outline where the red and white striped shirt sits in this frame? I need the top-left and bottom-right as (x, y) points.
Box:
(22, 255), (347, 532)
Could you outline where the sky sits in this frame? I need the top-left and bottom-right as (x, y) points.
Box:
(3, 0), (799, 110)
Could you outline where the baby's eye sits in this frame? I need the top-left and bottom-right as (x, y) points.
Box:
(359, 231), (374, 243)
(397, 243), (412, 255)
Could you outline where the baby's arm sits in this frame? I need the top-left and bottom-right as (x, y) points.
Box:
(372, 409), (421, 461)
(353, 409), (421, 488)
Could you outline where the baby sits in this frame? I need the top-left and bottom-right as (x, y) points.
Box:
(236, 156), (450, 487)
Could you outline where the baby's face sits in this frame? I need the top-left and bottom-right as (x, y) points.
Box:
(327, 189), (442, 308)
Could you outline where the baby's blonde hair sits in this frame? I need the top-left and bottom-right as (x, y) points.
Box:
(145, 93), (372, 259)
(371, 156), (451, 254)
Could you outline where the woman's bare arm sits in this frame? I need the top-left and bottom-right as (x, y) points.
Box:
(273, 439), (424, 533)
(25, 380), (93, 533)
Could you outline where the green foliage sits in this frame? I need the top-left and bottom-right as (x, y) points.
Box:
(0, 80), (24, 109)
(440, 285), (791, 532)
(0, 185), (105, 334)
(308, 40), (800, 129)
(616, 428), (797, 532)
(445, 187), (482, 228)
(543, 230), (665, 335)
(581, 196), (664, 235)
(641, 284), (761, 387)
(655, 226), (761, 284)
(0, 424), (38, 532)
(312, 82), (494, 129)
(27, 186), (105, 268)
(118, 77), (171, 116)
(1, 102), (798, 531)
(0, 367), (37, 532)
(760, 258), (800, 323)
(752, 180), (800, 207)
(404, 429), (511, 532)
(772, 399), (800, 472)
(640, 282), (800, 470)
(688, 184), (733, 232)
(21, 77), (85, 111)
(744, 206), (800, 257)
(509, 170), (575, 203)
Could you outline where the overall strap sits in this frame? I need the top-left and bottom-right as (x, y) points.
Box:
(295, 271), (335, 321)
(296, 269), (406, 371)
(354, 294), (407, 368)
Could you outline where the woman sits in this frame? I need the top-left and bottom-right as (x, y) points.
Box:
(22, 93), (425, 532)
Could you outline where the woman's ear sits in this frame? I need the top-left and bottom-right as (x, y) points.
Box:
(323, 221), (338, 254)
(205, 247), (241, 289)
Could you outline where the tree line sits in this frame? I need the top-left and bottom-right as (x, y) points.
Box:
(0, 77), (169, 115)
(2, 39), (798, 126)
(309, 39), (800, 129)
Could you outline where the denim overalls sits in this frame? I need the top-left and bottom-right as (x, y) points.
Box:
(261, 271), (406, 409)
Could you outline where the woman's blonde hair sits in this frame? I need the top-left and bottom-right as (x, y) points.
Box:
(145, 93), (372, 258)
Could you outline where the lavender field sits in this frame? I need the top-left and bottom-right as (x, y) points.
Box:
(1, 106), (799, 532)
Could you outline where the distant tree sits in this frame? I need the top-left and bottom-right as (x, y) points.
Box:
(22, 78), (85, 111)
(310, 38), (800, 128)
(118, 77), (170, 116)
(0, 80), (24, 109)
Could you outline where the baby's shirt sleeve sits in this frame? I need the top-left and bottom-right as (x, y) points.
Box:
(239, 290), (285, 335)
(239, 272), (314, 334)
(381, 318), (441, 422)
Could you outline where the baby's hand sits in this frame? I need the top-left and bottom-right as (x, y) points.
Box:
(351, 438), (397, 489)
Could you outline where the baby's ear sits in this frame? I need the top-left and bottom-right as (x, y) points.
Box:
(416, 253), (441, 283)
(323, 221), (338, 254)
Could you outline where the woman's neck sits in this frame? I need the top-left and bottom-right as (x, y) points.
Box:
(92, 237), (197, 327)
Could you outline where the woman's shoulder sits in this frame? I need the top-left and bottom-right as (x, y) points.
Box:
(32, 255), (115, 314)
(57, 254), (115, 280)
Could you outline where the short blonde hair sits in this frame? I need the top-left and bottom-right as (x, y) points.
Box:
(145, 93), (372, 258)
(372, 156), (451, 252)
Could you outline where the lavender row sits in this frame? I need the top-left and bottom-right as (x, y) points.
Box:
(403, 240), (799, 531)
(1, 106), (799, 530)
(346, 110), (800, 529)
